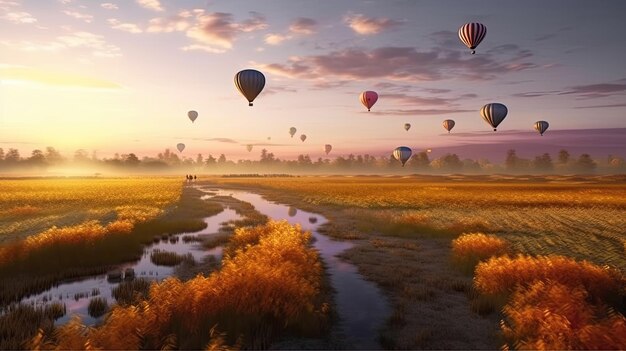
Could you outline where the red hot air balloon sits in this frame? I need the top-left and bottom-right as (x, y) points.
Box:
(360, 91), (378, 111)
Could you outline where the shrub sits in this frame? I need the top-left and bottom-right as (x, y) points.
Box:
(451, 233), (509, 272)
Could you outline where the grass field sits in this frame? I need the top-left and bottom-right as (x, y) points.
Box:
(1, 175), (624, 350)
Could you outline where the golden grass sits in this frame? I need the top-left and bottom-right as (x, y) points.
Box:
(451, 233), (509, 272)
(501, 281), (626, 350)
(32, 220), (328, 350)
(214, 176), (626, 271)
(0, 178), (182, 244)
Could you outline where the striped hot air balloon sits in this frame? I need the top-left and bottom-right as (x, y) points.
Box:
(404, 123), (411, 131)
(534, 121), (549, 136)
(360, 91), (378, 111)
(234, 69), (265, 106)
(289, 127), (297, 138)
(176, 143), (185, 153)
(480, 103), (508, 131)
(458, 23), (487, 54)
(324, 144), (332, 155)
(443, 119), (455, 133)
(187, 110), (198, 123)
(392, 146), (412, 167)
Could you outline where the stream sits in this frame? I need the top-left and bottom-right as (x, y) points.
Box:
(16, 187), (390, 349)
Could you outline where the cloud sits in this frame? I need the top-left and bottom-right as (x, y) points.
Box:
(63, 9), (93, 23)
(136, 0), (163, 12)
(108, 18), (142, 33)
(513, 80), (626, 99)
(191, 138), (238, 144)
(0, 65), (121, 89)
(262, 85), (297, 95)
(263, 17), (317, 46)
(101, 3), (119, 10)
(146, 9), (194, 33)
(289, 17), (317, 34)
(574, 103), (626, 109)
(343, 13), (404, 35)
(265, 33), (289, 45)
(261, 44), (537, 83)
(2, 10), (36, 23)
(2, 31), (122, 58)
(368, 108), (473, 116)
(185, 11), (267, 51)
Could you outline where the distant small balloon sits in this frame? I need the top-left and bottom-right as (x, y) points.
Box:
(246, 144), (253, 152)
(187, 110), (198, 123)
(534, 121), (549, 136)
(300, 134), (307, 142)
(360, 91), (378, 111)
(443, 119), (455, 133)
(392, 146), (412, 167)
(404, 123), (411, 131)
(267, 137), (271, 140)
(289, 127), (297, 138)
(176, 143), (185, 153)
(324, 144), (332, 155)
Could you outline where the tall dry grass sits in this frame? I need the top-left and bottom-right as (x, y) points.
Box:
(474, 255), (625, 350)
(31, 220), (328, 350)
(451, 233), (509, 272)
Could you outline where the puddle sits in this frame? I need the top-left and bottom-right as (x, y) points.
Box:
(18, 208), (241, 326)
(208, 189), (390, 350)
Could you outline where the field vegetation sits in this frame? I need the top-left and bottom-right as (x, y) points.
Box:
(29, 220), (330, 350)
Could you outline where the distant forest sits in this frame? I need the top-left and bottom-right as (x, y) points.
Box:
(0, 147), (624, 175)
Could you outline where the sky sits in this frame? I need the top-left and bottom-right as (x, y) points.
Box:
(1, 0), (625, 161)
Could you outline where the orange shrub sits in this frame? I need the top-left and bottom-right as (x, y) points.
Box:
(451, 233), (509, 271)
(501, 281), (626, 350)
(474, 255), (623, 304)
(35, 220), (325, 350)
(7, 205), (39, 216)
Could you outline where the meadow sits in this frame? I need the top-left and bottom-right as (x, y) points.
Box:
(1, 175), (624, 350)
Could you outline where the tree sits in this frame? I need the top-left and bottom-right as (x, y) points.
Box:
(45, 147), (64, 164)
(0, 148), (4, 161)
(505, 149), (519, 171)
(5, 148), (20, 164)
(205, 154), (216, 167)
(533, 153), (553, 172)
(217, 154), (227, 164)
(558, 149), (570, 164)
(122, 153), (140, 166)
(27, 149), (47, 167)
(196, 153), (203, 165)
(575, 154), (596, 173)
(74, 149), (90, 163)
(410, 151), (430, 170)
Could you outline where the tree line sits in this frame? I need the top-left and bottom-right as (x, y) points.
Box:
(0, 147), (624, 174)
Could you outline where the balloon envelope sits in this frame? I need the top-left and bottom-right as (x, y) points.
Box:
(246, 144), (253, 152)
(443, 119), (455, 133)
(176, 143), (185, 153)
(300, 134), (307, 142)
(404, 123), (411, 131)
(234, 69), (265, 106)
(534, 121), (549, 136)
(187, 110), (198, 123)
(324, 144), (332, 155)
(392, 146), (412, 167)
(480, 103), (508, 131)
(458, 23), (487, 54)
(360, 91), (378, 111)
(289, 127), (297, 137)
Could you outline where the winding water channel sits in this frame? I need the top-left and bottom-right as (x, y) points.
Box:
(17, 187), (390, 349)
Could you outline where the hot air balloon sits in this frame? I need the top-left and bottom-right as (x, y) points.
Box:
(392, 146), (412, 167)
(443, 119), (455, 133)
(176, 143), (185, 153)
(234, 69), (265, 106)
(267, 137), (271, 140)
(534, 121), (549, 136)
(480, 103), (508, 131)
(187, 110), (198, 123)
(458, 23), (487, 54)
(404, 123), (411, 131)
(300, 134), (307, 142)
(246, 144), (253, 152)
(360, 91), (378, 111)
(324, 144), (332, 155)
(289, 127), (297, 138)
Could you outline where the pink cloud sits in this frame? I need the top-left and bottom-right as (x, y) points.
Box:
(344, 13), (403, 35)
